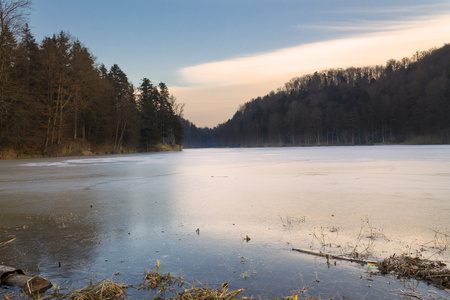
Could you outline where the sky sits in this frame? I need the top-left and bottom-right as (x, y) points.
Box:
(28, 0), (450, 128)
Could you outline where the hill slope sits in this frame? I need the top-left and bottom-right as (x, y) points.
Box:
(185, 44), (450, 147)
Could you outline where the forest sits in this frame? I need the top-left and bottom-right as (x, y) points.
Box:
(0, 0), (183, 158)
(2, 1), (449, 156)
(183, 44), (450, 148)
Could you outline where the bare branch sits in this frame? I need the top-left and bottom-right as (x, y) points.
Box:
(0, 0), (31, 39)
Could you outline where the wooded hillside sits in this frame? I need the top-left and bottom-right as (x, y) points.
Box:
(0, 1), (183, 158)
(184, 44), (450, 147)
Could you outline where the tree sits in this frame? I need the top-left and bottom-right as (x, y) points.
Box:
(11, 23), (39, 141)
(0, 25), (16, 139)
(0, 0), (31, 39)
(36, 32), (75, 152)
(167, 95), (184, 145)
(206, 45), (450, 147)
(156, 83), (184, 145)
(0, 1), (185, 156)
(0, 0), (31, 143)
(137, 80), (184, 147)
(108, 64), (138, 152)
(137, 78), (159, 150)
(156, 82), (170, 141)
(69, 39), (99, 144)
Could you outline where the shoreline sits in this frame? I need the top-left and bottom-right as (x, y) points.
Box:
(1, 251), (448, 299)
(0, 142), (182, 160)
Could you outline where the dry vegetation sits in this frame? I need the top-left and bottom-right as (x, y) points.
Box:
(379, 254), (450, 289)
(64, 277), (129, 300)
(0, 260), (318, 300)
(1, 254), (448, 300)
(0, 141), (181, 160)
(2, 220), (449, 299)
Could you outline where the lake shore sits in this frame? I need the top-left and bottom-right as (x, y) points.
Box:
(0, 142), (182, 160)
(1, 251), (448, 299)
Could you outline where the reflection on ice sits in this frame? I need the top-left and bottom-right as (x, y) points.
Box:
(20, 153), (172, 167)
(20, 161), (73, 167)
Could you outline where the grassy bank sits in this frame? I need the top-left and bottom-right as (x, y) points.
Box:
(0, 142), (182, 160)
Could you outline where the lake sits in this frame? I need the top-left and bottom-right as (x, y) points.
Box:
(1, 145), (449, 299)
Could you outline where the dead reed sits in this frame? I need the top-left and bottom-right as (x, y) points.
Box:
(180, 282), (246, 300)
(65, 276), (129, 300)
(378, 254), (449, 289)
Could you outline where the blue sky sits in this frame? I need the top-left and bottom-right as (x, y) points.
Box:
(29, 0), (450, 127)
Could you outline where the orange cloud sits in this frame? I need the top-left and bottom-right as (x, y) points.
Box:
(171, 14), (450, 127)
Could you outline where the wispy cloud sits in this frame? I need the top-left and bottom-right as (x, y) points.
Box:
(337, 3), (450, 15)
(171, 14), (450, 127)
(294, 3), (450, 33)
(294, 19), (425, 33)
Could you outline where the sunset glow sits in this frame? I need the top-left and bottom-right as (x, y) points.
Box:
(173, 14), (450, 127)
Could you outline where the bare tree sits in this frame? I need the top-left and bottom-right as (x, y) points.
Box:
(0, 0), (31, 138)
(0, 0), (31, 42)
(169, 94), (184, 118)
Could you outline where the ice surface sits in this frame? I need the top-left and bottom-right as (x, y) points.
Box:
(1, 145), (449, 298)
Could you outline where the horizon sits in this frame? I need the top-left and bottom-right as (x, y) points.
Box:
(29, 1), (450, 127)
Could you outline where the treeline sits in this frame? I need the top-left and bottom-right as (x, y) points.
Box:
(0, 1), (183, 157)
(181, 119), (214, 148)
(185, 44), (450, 147)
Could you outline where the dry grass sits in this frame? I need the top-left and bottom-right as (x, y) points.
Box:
(423, 229), (450, 254)
(152, 143), (183, 152)
(180, 282), (246, 300)
(0, 141), (181, 160)
(136, 260), (316, 300)
(65, 276), (129, 300)
(11, 255), (449, 299)
(348, 216), (388, 259)
(0, 148), (17, 159)
(379, 254), (450, 289)
(138, 260), (184, 298)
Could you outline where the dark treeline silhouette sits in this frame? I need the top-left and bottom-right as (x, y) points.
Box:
(0, 1), (183, 157)
(185, 44), (450, 148)
(181, 119), (214, 148)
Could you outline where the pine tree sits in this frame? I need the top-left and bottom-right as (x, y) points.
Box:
(138, 78), (159, 150)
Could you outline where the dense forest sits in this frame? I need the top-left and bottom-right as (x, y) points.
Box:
(184, 44), (450, 148)
(0, 0), (183, 158)
(2, 1), (449, 156)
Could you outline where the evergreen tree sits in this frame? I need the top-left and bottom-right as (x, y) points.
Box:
(156, 82), (170, 142)
(0, 26), (17, 141)
(108, 64), (138, 152)
(12, 23), (39, 142)
(138, 78), (159, 150)
(0, 0), (184, 156)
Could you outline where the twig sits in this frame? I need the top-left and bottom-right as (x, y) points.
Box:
(292, 248), (378, 265)
(0, 237), (16, 247)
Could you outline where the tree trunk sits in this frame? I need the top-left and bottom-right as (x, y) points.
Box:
(43, 116), (51, 154)
(117, 120), (127, 151)
(82, 120), (86, 147)
(73, 99), (78, 140)
(114, 117), (121, 152)
(58, 99), (64, 145)
(0, 265), (52, 295)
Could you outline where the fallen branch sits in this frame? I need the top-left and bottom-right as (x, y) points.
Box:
(292, 248), (450, 290)
(292, 248), (378, 265)
(0, 238), (16, 247)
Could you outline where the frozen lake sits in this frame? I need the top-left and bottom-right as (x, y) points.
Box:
(1, 145), (449, 298)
